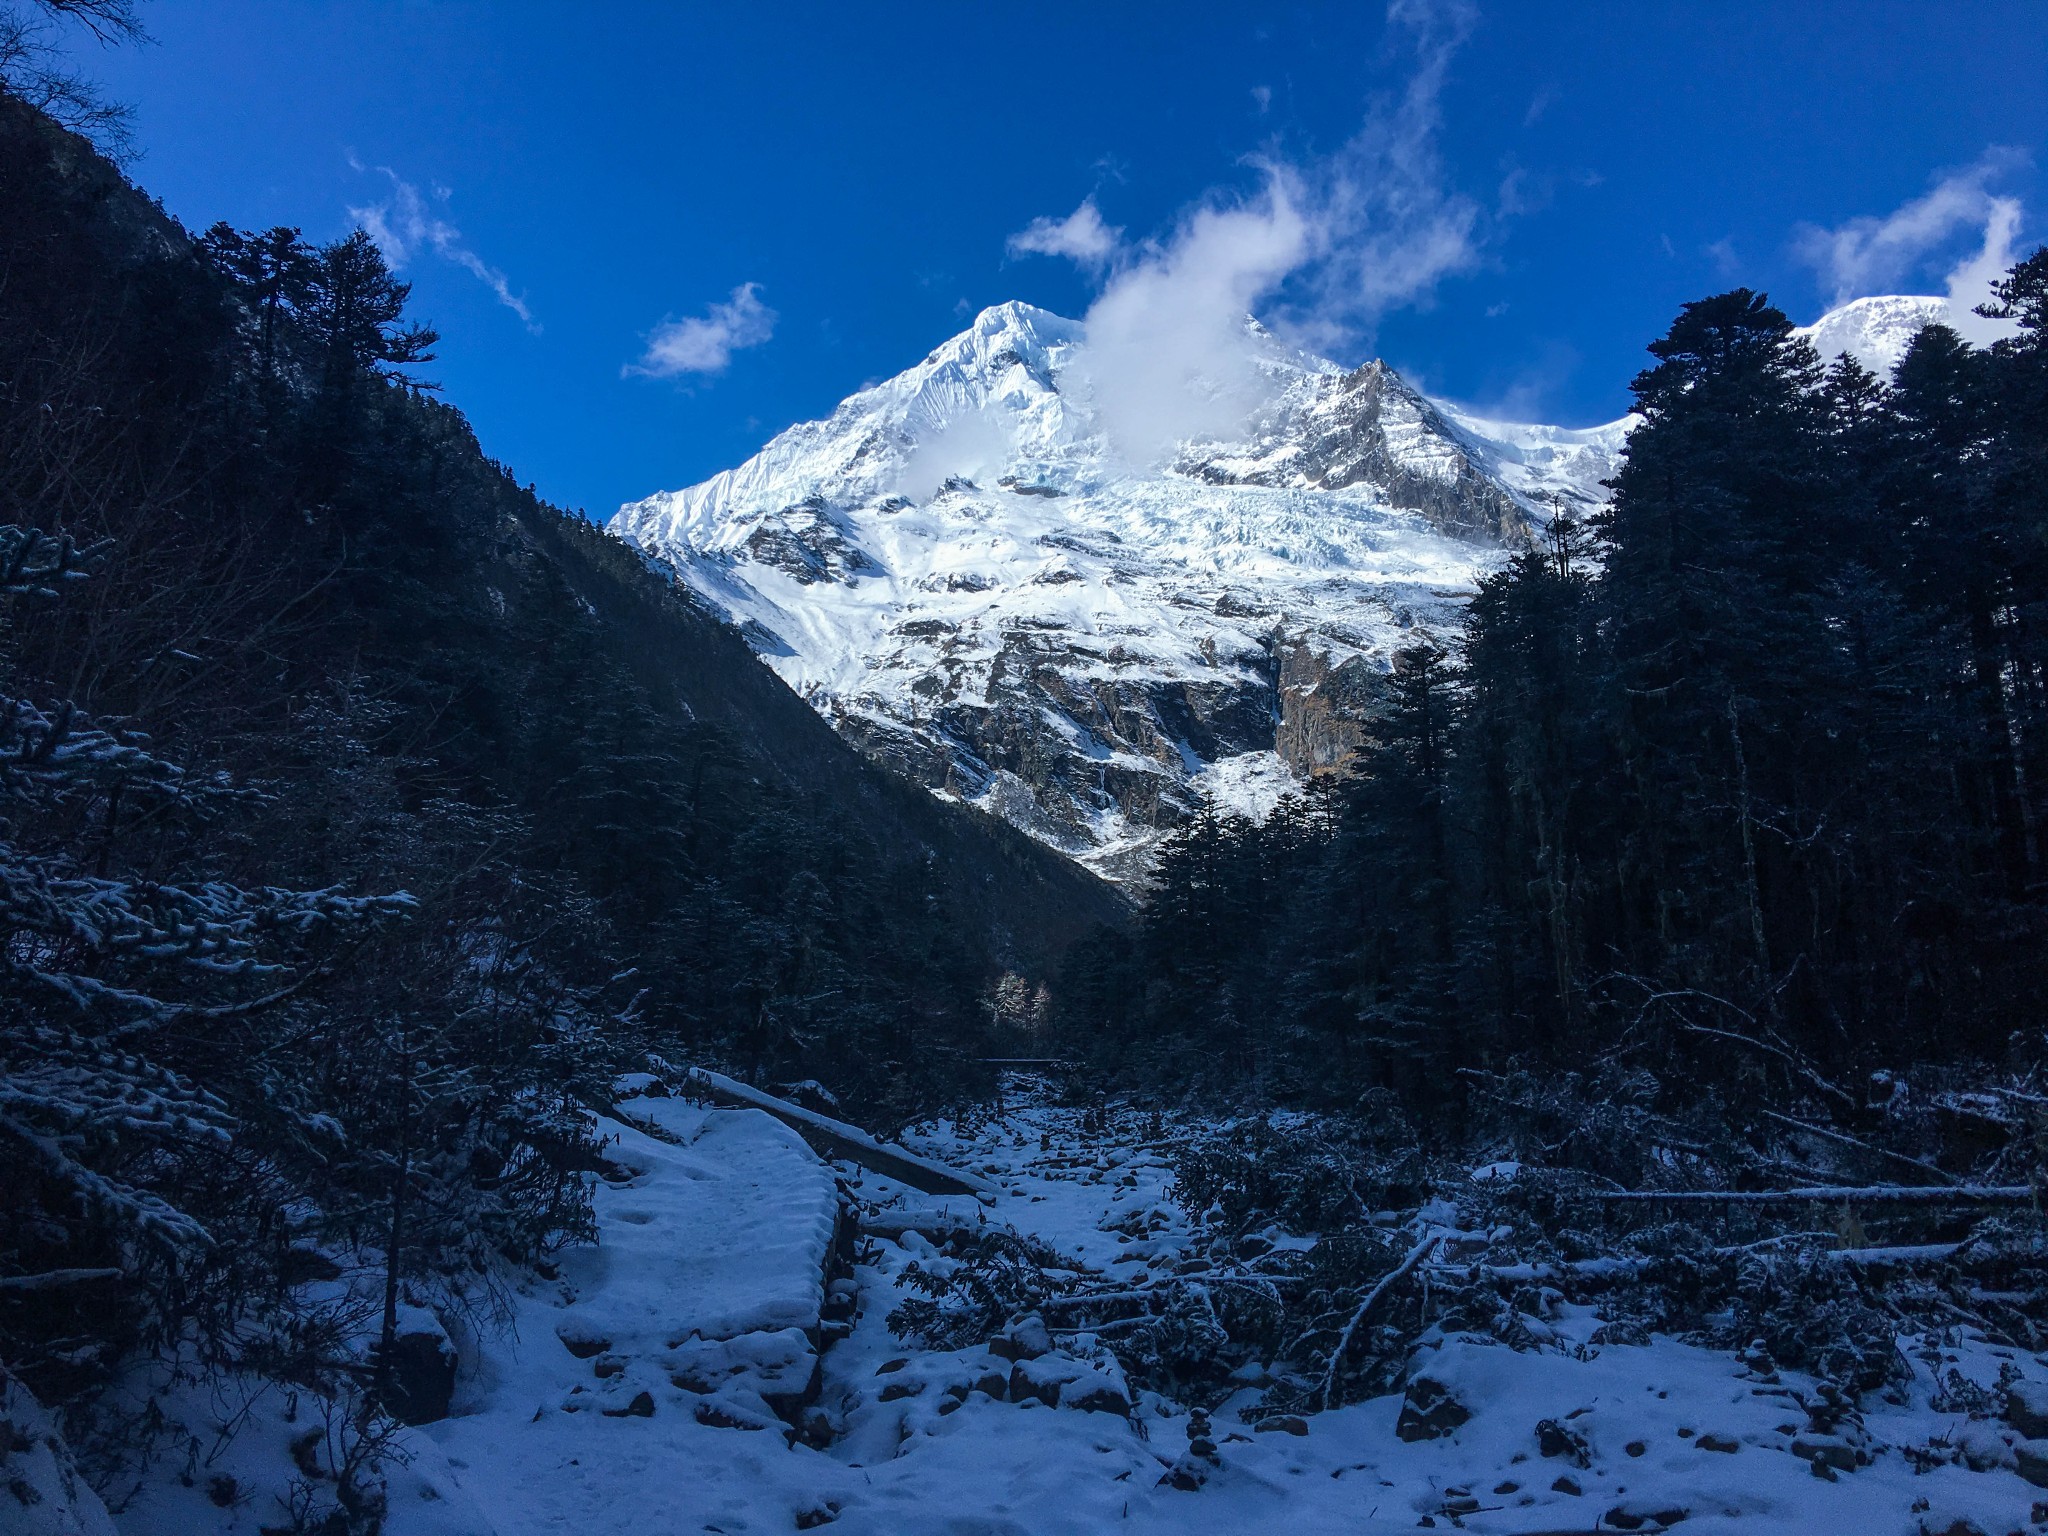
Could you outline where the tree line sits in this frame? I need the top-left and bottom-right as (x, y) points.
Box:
(1061, 265), (2048, 1135)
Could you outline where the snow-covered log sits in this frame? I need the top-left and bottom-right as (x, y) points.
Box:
(1446, 1241), (1968, 1286)
(682, 1068), (1000, 1201)
(1591, 1183), (2033, 1206)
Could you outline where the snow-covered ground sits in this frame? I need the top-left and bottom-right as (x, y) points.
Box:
(106, 1079), (2043, 1536)
(99, 1081), (2048, 1536)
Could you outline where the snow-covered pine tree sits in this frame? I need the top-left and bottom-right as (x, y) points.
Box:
(0, 523), (414, 1407)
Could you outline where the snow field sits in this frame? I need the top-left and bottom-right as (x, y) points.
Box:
(114, 1085), (2046, 1534)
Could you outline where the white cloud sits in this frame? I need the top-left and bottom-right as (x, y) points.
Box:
(898, 405), (1013, 502)
(1006, 198), (1123, 272)
(1017, 0), (1484, 461)
(348, 166), (537, 330)
(627, 284), (777, 379)
(1940, 193), (2026, 347)
(1793, 150), (2029, 331)
(1075, 169), (1316, 461)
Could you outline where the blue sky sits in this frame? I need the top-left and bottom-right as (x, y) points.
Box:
(85, 0), (2048, 518)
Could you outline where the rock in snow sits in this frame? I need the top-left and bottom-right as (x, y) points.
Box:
(0, 1370), (118, 1536)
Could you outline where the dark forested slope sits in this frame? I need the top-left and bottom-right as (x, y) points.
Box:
(0, 86), (1119, 1453)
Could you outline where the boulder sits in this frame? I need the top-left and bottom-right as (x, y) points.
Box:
(1536, 1416), (1591, 1466)
(0, 1370), (118, 1536)
(1951, 1423), (2010, 1474)
(1604, 1501), (1689, 1531)
(2016, 1439), (2048, 1489)
(2007, 1378), (2048, 1440)
(555, 1323), (612, 1359)
(1255, 1415), (1309, 1436)
(1791, 1433), (1859, 1472)
(695, 1396), (775, 1430)
(375, 1319), (458, 1426)
(1064, 1373), (1132, 1417)
(1009, 1355), (1085, 1408)
(1395, 1375), (1469, 1442)
(989, 1314), (1052, 1362)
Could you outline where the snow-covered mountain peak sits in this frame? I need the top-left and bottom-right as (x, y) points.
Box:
(613, 303), (1631, 881)
(1794, 294), (1953, 376)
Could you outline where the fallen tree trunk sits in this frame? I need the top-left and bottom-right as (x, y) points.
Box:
(1591, 1183), (2033, 1206)
(682, 1068), (1001, 1202)
(1449, 1241), (1968, 1286)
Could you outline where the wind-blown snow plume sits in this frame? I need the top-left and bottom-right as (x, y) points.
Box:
(1286, 0), (1482, 340)
(1008, 0), (1482, 461)
(348, 165), (537, 330)
(1793, 151), (2029, 345)
(627, 284), (778, 379)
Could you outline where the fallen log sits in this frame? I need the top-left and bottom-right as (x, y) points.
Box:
(859, 1211), (991, 1243)
(1037, 1273), (1306, 1313)
(681, 1068), (1000, 1202)
(1449, 1240), (1967, 1286)
(1591, 1183), (2032, 1206)
(0, 1268), (124, 1292)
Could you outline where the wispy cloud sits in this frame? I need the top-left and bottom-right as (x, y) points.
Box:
(1006, 0), (1485, 460)
(626, 284), (777, 379)
(347, 163), (537, 331)
(1007, 198), (1123, 272)
(1792, 149), (2030, 341)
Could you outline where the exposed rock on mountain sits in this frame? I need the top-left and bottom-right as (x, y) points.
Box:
(614, 302), (1630, 882)
(619, 283), (1998, 880)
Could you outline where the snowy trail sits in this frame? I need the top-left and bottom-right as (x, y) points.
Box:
(362, 1086), (2048, 1536)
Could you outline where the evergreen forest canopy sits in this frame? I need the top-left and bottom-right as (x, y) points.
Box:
(1063, 268), (2048, 1132)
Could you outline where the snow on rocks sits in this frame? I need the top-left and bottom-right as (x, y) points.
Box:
(1795, 294), (1958, 377)
(1, 1370), (117, 1536)
(612, 300), (1631, 884)
(130, 1077), (2018, 1536)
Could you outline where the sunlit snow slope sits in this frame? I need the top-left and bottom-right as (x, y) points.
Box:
(613, 294), (1947, 883)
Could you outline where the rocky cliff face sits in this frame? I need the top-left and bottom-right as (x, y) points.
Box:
(612, 302), (1631, 882)
(1189, 359), (1538, 546)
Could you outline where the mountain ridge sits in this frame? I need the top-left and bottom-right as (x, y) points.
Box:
(614, 291), (1954, 881)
